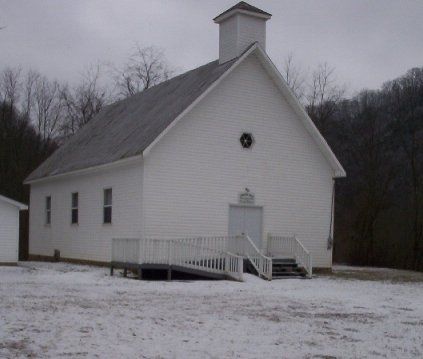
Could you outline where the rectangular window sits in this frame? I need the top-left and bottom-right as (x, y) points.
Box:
(46, 196), (51, 225)
(71, 192), (78, 224)
(103, 188), (112, 224)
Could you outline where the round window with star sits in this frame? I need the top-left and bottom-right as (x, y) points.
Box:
(240, 132), (254, 149)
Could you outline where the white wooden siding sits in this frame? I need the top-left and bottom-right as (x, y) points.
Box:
(219, 15), (238, 63)
(143, 54), (334, 267)
(219, 14), (266, 63)
(29, 161), (143, 262)
(237, 14), (266, 53)
(0, 201), (19, 263)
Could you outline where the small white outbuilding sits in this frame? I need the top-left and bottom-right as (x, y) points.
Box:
(0, 194), (28, 264)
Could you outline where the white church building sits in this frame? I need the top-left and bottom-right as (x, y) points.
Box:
(25, 2), (345, 280)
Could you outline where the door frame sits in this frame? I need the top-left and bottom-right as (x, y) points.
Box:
(228, 204), (264, 250)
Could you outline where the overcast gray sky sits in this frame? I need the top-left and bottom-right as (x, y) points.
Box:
(1, 0), (423, 94)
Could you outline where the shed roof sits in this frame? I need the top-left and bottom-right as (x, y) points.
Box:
(26, 58), (237, 182)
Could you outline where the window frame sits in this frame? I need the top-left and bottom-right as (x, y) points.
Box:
(103, 188), (112, 224)
(45, 196), (51, 225)
(71, 192), (78, 225)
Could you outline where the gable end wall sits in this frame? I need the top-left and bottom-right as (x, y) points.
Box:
(143, 54), (334, 268)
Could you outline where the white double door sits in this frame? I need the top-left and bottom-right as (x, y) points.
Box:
(228, 205), (263, 249)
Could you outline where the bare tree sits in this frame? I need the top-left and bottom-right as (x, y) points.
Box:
(32, 75), (63, 142)
(0, 67), (22, 108)
(112, 45), (173, 98)
(21, 69), (40, 120)
(306, 62), (345, 133)
(61, 64), (110, 136)
(282, 53), (306, 101)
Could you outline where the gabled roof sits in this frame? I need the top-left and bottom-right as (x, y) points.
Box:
(25, 58), (237, 183)
(0, 194), (28, 210)
(213, 2), (272, 22)
(26, 42), (345, 184)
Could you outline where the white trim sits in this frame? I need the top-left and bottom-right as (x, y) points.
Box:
(142, 43), (259, 157)
(25, 154), (143, 185)
(214, 9), (271, 23)
(0, 194), (28, 210)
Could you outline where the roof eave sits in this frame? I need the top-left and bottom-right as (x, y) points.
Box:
(214, 9), (271, 23)
(24, 154), (143, 185)
(334, 169), (347, 179)
(0, 195), (28, 210)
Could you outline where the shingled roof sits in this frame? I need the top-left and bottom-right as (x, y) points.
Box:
(26, 58), (237, 182)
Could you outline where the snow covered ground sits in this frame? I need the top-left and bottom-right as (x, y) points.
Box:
(1, 262), (422, 358)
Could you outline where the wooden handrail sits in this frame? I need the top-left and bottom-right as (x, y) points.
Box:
(226, 234), (272, 280)
(244, 235), (272, 280)
(267, 234), (312, 278)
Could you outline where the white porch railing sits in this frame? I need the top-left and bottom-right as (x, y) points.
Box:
(112, 234), (312, 281)
(267, 234), (312, 278)
(228, 235), (272, 280)
(112, 237), (244, 281)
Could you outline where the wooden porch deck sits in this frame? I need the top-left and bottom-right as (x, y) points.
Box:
(111, 235), (312, 281)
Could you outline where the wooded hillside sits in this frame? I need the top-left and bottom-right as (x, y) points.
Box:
(317, 68), (423, 271)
